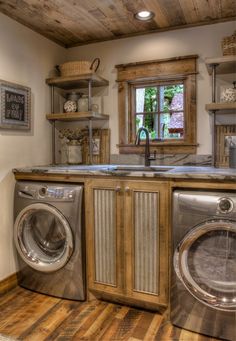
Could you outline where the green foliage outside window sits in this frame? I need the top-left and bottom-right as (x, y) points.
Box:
(136, 84), (184, 139)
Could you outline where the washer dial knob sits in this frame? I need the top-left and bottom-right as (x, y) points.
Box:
(218, 197), (234, 213)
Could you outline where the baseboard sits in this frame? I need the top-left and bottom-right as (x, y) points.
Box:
(0, 273), (18, 295)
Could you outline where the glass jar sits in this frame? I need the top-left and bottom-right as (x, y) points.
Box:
(63, 92), (82, 112)
(78, 95), (89, 112)
(66, 140), (82, 164)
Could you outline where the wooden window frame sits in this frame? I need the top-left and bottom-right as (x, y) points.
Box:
(116, 55), (198, 154)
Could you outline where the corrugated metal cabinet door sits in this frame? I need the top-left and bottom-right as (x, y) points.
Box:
(86, 179), (124, 295)
(124, 181), (169, 307)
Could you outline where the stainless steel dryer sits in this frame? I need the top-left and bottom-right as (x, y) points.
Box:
(171, 190), (236, 341)
(14, 181), (85, 300)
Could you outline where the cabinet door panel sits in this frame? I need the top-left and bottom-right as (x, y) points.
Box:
(86, 179), (123, 295)
(94, 188), (116, 285)
(125, 181), (168, 306)
(133, 191), (159, 295)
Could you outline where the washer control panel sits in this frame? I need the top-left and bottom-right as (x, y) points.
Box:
(39, 186), (75, 200)
(18, 184), (75, 201)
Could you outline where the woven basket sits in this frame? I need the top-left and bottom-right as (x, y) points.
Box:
(57, 58), (100, 77)
(222, 31), (236, 56)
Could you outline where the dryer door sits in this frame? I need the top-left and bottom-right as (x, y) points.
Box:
(14, 203), (73, 273)
(174, 220), (236, 311)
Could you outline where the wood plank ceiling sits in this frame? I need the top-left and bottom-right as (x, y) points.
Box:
(0, 0), (235, 48)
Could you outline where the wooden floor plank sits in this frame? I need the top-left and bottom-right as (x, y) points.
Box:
(82, 303), (120, 340)
(96, 306), (130, 341)
(20, 300), (79, 341)
(44, 301), (101, 340)
(131, 311), (155, 340)
(0, 287), (223, 341)
(143, 314), (164, 341)
(104, 307), (142, 341)
(0, 294), (59, 338)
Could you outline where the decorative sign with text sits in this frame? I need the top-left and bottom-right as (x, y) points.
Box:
(0, 80), (31, 130)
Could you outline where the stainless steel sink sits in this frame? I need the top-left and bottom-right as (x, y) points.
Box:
(114, 165), (173, 172)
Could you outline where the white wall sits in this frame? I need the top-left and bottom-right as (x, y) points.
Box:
(0, 13), (66, 280)
(68, 21), (236, 155)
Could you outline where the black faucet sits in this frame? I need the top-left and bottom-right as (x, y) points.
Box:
(135, 127), (156, 167)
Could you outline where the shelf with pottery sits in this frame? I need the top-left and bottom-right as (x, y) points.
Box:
(46, 112), (109, 121)
(205, 55), (236, 113)
(205, 102), (236, 113)
(205, 54), (236, 166)
(46, 72), (109, 165)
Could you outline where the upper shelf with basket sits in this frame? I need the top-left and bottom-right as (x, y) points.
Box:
(46, 58), (110, 165)
(46, 73), (109, 90)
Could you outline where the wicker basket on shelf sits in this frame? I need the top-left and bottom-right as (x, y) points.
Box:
(56, 58), (100, 77)
(222, 31), (236, 56)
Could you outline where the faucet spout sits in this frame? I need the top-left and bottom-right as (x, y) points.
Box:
(135, 127), (156, 167)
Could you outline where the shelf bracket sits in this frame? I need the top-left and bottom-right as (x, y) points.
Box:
(212, 110), (216, 167)
(50, 85), (56, 165)
(88, 119), (93, 165)
(210, 63), (219, 103)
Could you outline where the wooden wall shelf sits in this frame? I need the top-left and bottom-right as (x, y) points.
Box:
(46, 74), (109, 89)
(46, 112), (109, 121)
(205, 56), (236, 75)
(205, 102), (236, 112)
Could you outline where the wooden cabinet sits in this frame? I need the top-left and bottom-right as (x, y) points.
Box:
(85, 178), (169, 309)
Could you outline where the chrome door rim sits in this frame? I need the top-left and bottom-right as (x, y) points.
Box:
(174, 220), (236, 311)
(14, 203), (73, 272)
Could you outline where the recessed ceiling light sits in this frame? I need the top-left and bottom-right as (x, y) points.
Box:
(134, 10), (155, 21)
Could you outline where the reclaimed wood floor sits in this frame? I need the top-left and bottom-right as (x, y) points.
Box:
(0, 286), (221, 341)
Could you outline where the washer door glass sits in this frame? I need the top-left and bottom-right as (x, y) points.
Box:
(174, 220), (236, 311)
(14, 203), (73, 272)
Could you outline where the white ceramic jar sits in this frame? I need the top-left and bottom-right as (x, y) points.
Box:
(78, 95), (89, 112)
(66, 140), (82, 164)
(220, 82), (236, 102)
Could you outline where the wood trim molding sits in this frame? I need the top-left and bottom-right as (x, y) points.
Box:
(117, 56), (198, 155)
(115, 55), (199, 69)
(0, 273), (18, 295)
(116, 55), (198, 82)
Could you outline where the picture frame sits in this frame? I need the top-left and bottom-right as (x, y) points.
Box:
(0, 80), (31, 130)
(224, 134), (236, 156)
(216, 125), (236, 167)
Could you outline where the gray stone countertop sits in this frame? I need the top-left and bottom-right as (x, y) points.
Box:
(13, 164), (236, 181)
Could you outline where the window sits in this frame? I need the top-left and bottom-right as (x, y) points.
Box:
(133, 82), (184, 141)
(116, 55), (198, 154)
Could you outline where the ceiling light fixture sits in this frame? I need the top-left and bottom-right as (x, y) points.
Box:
(134, 10), (155, 21)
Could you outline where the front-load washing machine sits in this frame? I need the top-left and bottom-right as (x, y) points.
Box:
(171, 190), (236, 341)
(14, 181), (85, 300)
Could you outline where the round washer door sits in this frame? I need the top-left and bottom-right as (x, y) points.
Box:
(174, 220), (236, 311)
(14, 203), (73, 273)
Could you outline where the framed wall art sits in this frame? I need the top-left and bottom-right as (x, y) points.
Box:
(0, 80), (31, 130)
